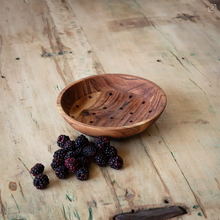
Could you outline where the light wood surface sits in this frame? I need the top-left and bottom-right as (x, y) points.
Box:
(57, 74), (166, 138)
(0, 0), (220, 219)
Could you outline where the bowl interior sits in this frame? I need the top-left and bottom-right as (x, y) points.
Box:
(60, 74), (166, 128)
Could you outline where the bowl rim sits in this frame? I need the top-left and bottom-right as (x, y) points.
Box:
(57, 73), (167, 131)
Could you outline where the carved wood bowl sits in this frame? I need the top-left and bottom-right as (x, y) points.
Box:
(57, 74), (167, 138)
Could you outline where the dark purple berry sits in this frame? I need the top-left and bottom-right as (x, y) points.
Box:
(30, 163), (44, 176)
(33, 174), (49, 189)
(53, 149), (66, 160)
(104, 146), (117, 158)
(63, 140), (75, 152)
(77, 156), (90, 167)
(82, 143), (97, 158)
(51, 158), (64, 170)
(95, 136), (110, 150)
(76, 167), (89, 181)
(64, 151), (78, 160)
(57, 135), (70, 148)
(64, 157), (79, 173)
(55, 165), (69, 179)
(94, 152), (108, 166)
(108, 156), (123, 170)
(75, 135), (89, 148)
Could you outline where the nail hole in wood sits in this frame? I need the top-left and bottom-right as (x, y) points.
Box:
(130, 112), (133, 114)
(89, 96), (92, 99)
(92, 113), (96, 115)
(76, 105), (79, 108)
(142, 101), (145, 104)
(182, 57), (185, 60)
(164, 199), (169, 204)
(120, 107), (123, 110)
(157, 59), (161, 62)
(70, 52), (72, 53)
(109, 92), (112, 96)
(130, 120), (133, 123)
(90, 121), (93, 123)
(149, 110), (152, 113)
(131, 209), (135, 213)
(110, 117), (114, 119)
(16, 57), (20, 60)
(129, 95), (132, 98)
(103, 107), (107, 109)
(71, 116), (75, 118)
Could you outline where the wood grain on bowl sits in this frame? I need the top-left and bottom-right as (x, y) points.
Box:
(57, 74), (167, 138)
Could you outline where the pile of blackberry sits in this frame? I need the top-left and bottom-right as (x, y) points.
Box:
(31, 134), (123, 189)
(51, 134), (123, 181)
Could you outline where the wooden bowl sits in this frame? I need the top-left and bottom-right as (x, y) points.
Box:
(57, 74), (167, 138)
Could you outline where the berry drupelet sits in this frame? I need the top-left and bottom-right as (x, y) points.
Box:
(82, 143), (97, 158)
(57, 135), (70, 148)
(76, 167), (89, 181)
(33, 174), (49, 189)
(75, 135), (89, 148)
(94, 152), (108, 166)
(65, 157), (79, 173)
(55, 165), (69, 179)
(104, 146), (117, 158)
(30, 163), (44, 176)
(108, 156), (123, 170)
(95, 136), (110, 150)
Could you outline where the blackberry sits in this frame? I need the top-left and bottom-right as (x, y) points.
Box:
(108, 156), (123, 170)
(63, 140), (75, 152)
(33, 174), (49, 189)
(104, 146), (117, 158)
(76, 167), (89, 181)
(77, 156), (90, 167)
(75, 135), (89, 148)
(57, 135), (70, 148)
(94, 152), (108, 166)
(95, 136), (110, 150)
(82, 143), (97, 158)
(53, 149), (66, 160)
(30, 163), (44, 176)
(64, 151), (78, 160)
(75, 147), (83, 156)
(55, 165), (69, 179)
(51, 158), (64, 170)
(65, 157), (79, 173)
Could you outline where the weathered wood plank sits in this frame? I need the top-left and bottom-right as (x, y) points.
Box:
(0, 0), (220, 219)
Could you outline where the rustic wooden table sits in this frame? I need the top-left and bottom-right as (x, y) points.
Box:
(1, 0), (220, 219)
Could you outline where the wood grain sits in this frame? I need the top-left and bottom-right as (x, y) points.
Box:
(57, 74), (167, 138)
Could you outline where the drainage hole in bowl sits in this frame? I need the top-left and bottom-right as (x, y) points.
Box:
(76, 105), (79, 108)
(103, 107), (107, 109)
(142, 101), (145, 104)
(129, 95), (132, 99)
(149, 110), (152, 113)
